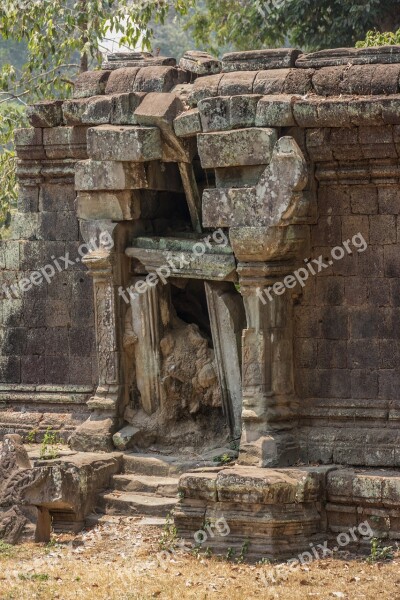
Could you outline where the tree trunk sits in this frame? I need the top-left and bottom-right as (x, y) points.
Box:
(79, 0), (89, 73)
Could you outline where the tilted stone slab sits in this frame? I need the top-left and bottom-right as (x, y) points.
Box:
(87, 125), (162, 161)
(297, 45), (400, 68)
(75, 159), (148, 190)
(197, 127), (278, 169)
(173, 108), (202, 137)
(222, 48), (302, 72)
(179, 50), (221, 75)
(27, 100), (63, 128)
(73, 70), (111, 98)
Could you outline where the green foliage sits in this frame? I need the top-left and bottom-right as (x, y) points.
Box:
(356, 28), (400, 47)
(0, 0), (188, 224)
(158, 512), (178, 551)
(188, 0), (400, 54)
(39, 427), (61, 460)
(0, 540), (15, 557)
(367, 537), (394, 563)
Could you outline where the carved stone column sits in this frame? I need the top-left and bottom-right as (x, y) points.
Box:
(237, 261), (299, 467)
(69, 247), (121, 451)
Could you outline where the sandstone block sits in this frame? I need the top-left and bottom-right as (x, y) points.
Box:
(229, 94), (262, 128)
(26, 100), (63, 127)
(43, 126), (88, 159)
(112, 425), (139, 450)
(75, 159), (147, 191)
(105, 67), (141, 94)
(179, 50), (221, 75)
(73, 70), (111, 98)
(297, 45), (400, 68)
(110, 92), (146, 125)
(62, 96), (112, 125)
(198, 96), (230, 132)
(87, 125), (162, 161)
(188, 74), (223, 106)
(256, 95), (297, 127)
(76, 190), (141, 221)
(198, 127), (277, 169)
(218, 71), (256, 96)
(134, 92), (184, 128)
(14, 128), (45, 160)
(253, 69), (289, 94)
(222, 48), (302, 72)
(173, 108), (202, 137)
(133, 66), (187, 93)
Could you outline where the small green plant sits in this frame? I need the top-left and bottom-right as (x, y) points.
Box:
(0, 540), (14, 558)
(356, 28), (400, 48)
(213, 453), (233, 465)
(178, 490), (185, 499)
(237, 539), (250, 563)
(367, 537), (394, 563)
(18, 573), (49, 581)
(204, 546), (213, 558)
(226, 546), (235, 561)
(26, 429), (37, 443)
(158, 512), (178, 552)
(39, 427), (61, 460)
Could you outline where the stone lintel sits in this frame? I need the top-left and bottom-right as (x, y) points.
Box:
(87, 125), (162, 162)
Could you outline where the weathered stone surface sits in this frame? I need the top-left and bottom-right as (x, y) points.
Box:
(14, 128), (46, 160)
(27, 100), (63, 128)
(87, 125), (162, 162)
(188, 74), (224, 106)
(222, 49), (302, 72)
(198, 127), (277, 169)
(43, 126), (88, 159)
(256, 94), (298, 127)
(179, 50), (221, 75)
(253, 69), (289, 94)
(105, 67), (141, 94)
(297, 45), (400, 68)
(102, 51), (176, 70)
(198, 95), (262, 132)
(0, 434), (122, 542)
(73, 70), (111, 98)
(75, 159), (148, 190)
(173, 108), (202, 137)
(62, 96), (112, 126)
(76, 190), (141, 221)
(133, 66), (188, 93)
(219, 71), (256, 96)
(112, 425), (139, 450)
(110, 92), (146, 124)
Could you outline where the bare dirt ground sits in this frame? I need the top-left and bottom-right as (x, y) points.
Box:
(0, 516), (399, 600)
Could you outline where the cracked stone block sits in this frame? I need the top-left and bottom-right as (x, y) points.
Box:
(62, 96), (112, 126)
(73, 70), (111, 98)
(198, 127), (278, 169)
(87, 125), (162, 161)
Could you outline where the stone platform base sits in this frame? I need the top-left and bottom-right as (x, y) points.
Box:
(174, 465), (400, 561)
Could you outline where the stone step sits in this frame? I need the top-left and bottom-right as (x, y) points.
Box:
(97, 491), (178, 517)
(112, 474), (179, 497)
(122, 453), (213, 476)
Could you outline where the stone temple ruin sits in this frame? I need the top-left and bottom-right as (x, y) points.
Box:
(1, 45), (400, 558)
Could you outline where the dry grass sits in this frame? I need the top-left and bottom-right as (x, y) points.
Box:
(0, 518), (399, 600)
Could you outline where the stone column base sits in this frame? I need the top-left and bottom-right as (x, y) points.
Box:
(238, 424), (300, 468)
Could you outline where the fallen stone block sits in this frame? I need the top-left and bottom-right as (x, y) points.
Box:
(73, 70), (111, 98)
(197, 127), (278, 169)
(112, 425), (140, 450)
(87, 125), (162, 161)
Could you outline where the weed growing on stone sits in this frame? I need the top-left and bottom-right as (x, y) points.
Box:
(158, 513), (178, 552)
(39, 428), (61, 460)
(367, 538), (394, 563)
